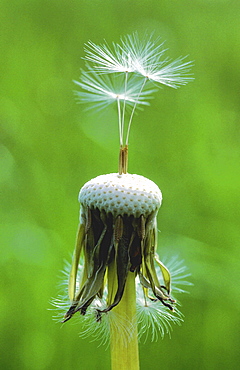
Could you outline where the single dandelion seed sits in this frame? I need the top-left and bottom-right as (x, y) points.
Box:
(83, 40), (135, 74)
(53, 32), (193, 370)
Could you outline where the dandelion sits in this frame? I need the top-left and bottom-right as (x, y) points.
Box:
(54, 32), (193, 370)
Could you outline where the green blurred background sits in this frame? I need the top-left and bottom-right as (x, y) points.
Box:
(1, 0), (240, 369)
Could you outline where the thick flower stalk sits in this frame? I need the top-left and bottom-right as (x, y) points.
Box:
(55, 32), (193, 370)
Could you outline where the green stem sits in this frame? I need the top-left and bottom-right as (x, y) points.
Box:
(110, 272), (140, 370)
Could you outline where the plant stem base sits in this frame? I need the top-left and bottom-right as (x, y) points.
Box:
(110, 272), (139, 370)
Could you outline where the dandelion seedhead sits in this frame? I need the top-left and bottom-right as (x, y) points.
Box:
(54, 32), (193, 346)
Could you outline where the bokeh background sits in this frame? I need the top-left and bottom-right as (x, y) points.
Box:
(1, 0), (240, 369)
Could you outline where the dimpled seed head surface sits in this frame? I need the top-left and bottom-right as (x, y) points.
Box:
(79, 173), (162, 217)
